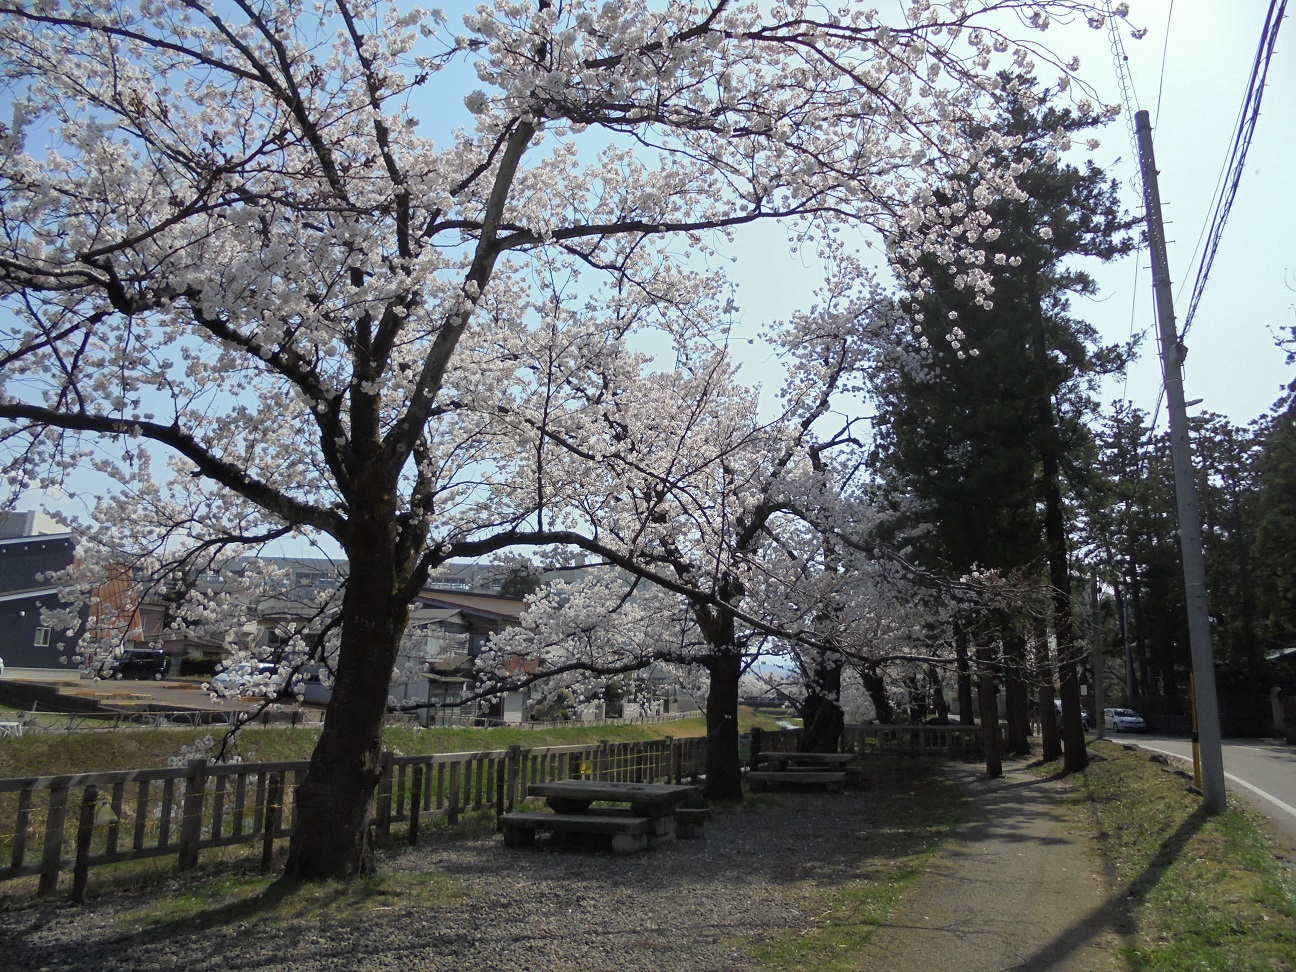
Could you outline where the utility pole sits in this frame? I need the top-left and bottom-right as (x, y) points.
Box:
(1091, 572), (1105, 741)
(1134, 109), (1226, 812)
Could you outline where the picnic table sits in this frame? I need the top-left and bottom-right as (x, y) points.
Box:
(500, 780), (704, 854)
(748, 751), (851, 792)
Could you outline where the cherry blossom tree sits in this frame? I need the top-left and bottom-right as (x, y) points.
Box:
(0, 0), (1129, 876)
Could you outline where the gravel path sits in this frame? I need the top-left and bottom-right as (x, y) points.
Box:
(1, 758), (1132, 971)
(1, 789), (886, 972)
(858, 757), (1134, 971)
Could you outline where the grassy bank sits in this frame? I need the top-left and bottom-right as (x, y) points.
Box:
(1059, 740), (1296, 971)
(0, 710), (779, 780)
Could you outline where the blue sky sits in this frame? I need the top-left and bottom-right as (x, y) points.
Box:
(12, 0), (1291, 535)
(724, 0), (1294, 428)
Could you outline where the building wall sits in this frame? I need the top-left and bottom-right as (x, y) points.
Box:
(0, 533), (76, 669)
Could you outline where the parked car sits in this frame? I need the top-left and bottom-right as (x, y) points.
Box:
(1053, 698), (1091, 729)
(104, 648), (168, 681)
(1103, 707), (1146, 732)
(209, 660), (295, 699)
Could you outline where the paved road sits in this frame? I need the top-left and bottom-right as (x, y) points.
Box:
(1119, 733), (1296, 853)
(1, 666), (262, 713)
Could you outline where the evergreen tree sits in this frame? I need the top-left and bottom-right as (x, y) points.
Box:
(868, 75), (1135, 771)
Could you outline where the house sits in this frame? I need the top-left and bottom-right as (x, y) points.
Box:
(398, 590), (531, 725)
(0, 516), (76, 670)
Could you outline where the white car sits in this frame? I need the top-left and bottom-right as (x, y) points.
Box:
(1103, 707), (1146, 732)
(209, 661), (284, 699)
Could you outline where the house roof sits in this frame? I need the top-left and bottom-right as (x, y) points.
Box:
(0, 585), (60, 604)
(0, 531), (73, 550)
(415, 590), (526, 621)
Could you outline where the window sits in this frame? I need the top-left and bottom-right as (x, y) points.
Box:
(34, 627), (51, 647)
(431, 577), (470, 590)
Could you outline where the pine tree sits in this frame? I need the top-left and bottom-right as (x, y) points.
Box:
(869, 75), (1136, 771)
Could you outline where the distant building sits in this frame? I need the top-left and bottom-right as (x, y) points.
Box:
(0, 531), (528, 680)
(0, 523), (75, 670)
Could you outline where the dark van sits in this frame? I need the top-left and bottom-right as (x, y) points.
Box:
(106, 648), (169, 681)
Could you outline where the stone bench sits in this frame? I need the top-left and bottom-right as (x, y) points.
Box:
(674, 806), (710, 839)
(499, 811), (655, 854)
(747, 770), (846, 793)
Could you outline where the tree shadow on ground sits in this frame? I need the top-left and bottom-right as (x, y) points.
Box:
(1004, 776), (1212, 970)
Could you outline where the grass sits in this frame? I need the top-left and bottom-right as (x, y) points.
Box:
(1054, 740), (1296, 971)
(749, 759), (967, 972)
(0, 711), (773, 781)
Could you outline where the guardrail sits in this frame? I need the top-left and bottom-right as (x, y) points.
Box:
(0, 735), (706, 900)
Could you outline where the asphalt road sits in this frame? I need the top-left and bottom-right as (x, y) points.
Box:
(1, 666), (264, 713)
(1116, 732), (1296, 853)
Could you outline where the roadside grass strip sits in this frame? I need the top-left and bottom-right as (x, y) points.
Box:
(1070, 741), (1296, 972)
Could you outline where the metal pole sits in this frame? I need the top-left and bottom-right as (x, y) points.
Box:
(1134, 109), (1226, 811)
(1091, 573), (1105, 741)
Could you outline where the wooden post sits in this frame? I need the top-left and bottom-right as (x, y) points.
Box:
(374, 751), (394, 841)
(13, 786), (33, 872)
(178, 758), (208, 871)
(447, 760), (462, 826)
(506, 745), (521, 813)
(71, 785), (97, 904)
(749, 727), (764, 770)
(409, 764), (423, 846)
(495, 754), (506, 822)
(39, 782), (71, 895)
(261, 772), (283, 873)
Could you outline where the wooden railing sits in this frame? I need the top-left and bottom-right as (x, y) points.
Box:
(843, 723), (992, 756)
(752, 723), (995, 758)
(0, 735), (706, 900)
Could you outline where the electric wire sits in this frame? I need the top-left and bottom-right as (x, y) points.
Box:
(1179, 0), (1288, 341)
(1152, 0), (1175, 125)
(1105, 0), (1142, 159)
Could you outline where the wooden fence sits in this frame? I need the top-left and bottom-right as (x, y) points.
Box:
(0, 735), (706, 900)
(753, 723), (994, 759)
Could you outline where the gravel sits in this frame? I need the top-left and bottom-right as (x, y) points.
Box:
(0, 789), (884, 971)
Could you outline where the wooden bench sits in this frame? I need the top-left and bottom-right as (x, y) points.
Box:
(499, 811), (655, 854)
(674, 806), (710, 839)
(754, 752), (854, 769)
(747, 770), (846, 793)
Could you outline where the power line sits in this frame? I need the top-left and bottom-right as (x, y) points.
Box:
(1152, 0), (1176, 124)
(1180, 0), (1288, 341)
(1104, 0), (1142, 158)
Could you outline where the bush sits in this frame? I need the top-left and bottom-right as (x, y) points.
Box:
(179, 656), (220, 678)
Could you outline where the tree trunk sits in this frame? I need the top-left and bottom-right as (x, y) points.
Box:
(1032, 310), (1088, 773)
(1003, 628), (1031, 755)
(861, 663), (895, 724)
(702, 648), (744, 802)
(975, 635), (1002, 777)
(1038, 683), (1060, 758)
(1036, 621), (1062, 762)
(284, 534), (411, 879)
(798, 658), (844, 752)
(927, 664), (950, 725)
(955, 624), (976, 725)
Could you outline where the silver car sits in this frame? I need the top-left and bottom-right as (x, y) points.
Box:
(1103, 707), (1146, 732)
